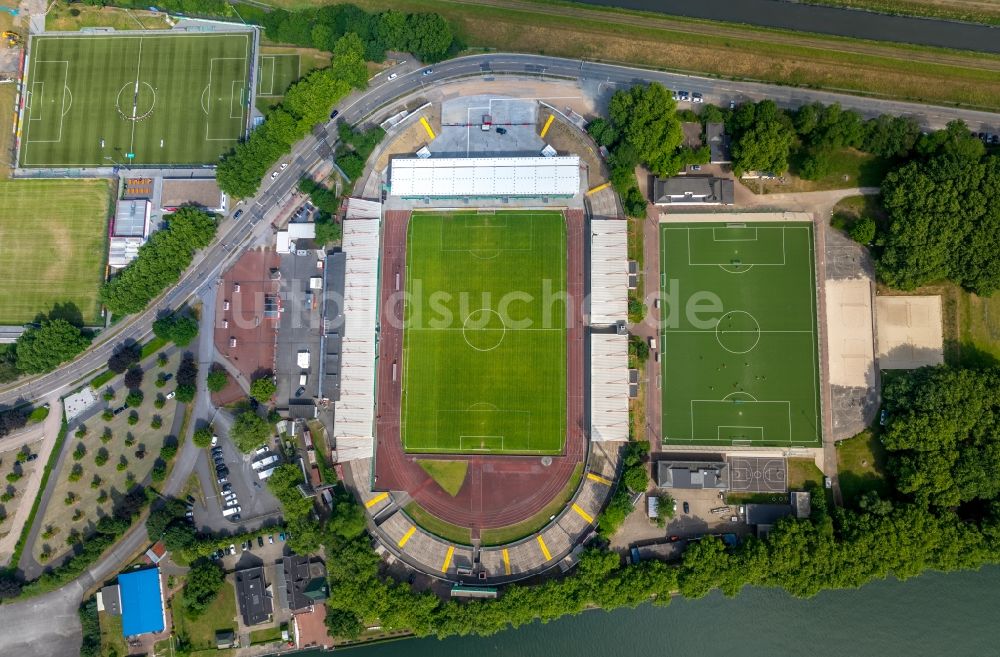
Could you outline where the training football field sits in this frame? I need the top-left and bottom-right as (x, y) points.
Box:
(20, 33), (252, 167)
(401, 211), (567, 455)
(659, 221), (822, 447)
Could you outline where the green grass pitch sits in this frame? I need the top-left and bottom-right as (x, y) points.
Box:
(0, 179), (112, 324)
(256, 54), (300, 97)
(659, 221), (822, 447)
(401, 211), (567, 455)
(20, 33), (252, 167)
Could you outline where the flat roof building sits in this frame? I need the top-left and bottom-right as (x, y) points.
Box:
(109, 200), (152, 269)
(590, 333), (630, 442)
(389, 156), (580, 198)
(653, 176), (734, 206)
(235, 566), (273, 626)
(117, 567), (165, 637)
(656, 460), (730, 490)
(590, 219), (628, 326)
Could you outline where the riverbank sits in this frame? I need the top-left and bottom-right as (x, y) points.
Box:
(310, 0), (1000, 111)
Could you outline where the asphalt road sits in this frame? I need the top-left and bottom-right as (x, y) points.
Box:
(2, 49), (1000, 657)
(2, 52), (1000, 413)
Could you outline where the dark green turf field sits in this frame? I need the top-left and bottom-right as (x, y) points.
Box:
(401, 211), (567, 455)
(659, 221), (822, 447)
(20, 33), (251, 167)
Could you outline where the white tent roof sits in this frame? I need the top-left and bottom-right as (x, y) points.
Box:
(389, 156), (580, 197)
(287, 223), (316, 239)
(333, 216), (380, 462)
(590, 333), (630, 442)
(590, 219), (628, 325)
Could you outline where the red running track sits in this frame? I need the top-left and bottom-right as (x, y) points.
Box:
(373, 209), (587, 533)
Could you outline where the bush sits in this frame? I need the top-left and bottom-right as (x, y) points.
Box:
(249, 376), (276, 403)
(175, 384), (196, 404)
(628, 335), (649, 363)
(75, 425), (88, 439)
(100, 428), (112, 444)
(91, 475), (102, 489)
(94, 449), (109, 467)
(206, 368), (228, 392)
(151, 416), (163, 429)
(73, 444), (86, 461)
(850, 216), (876, 245)
(622, 464), (649, 492)
(127, 411), (139, 426)
(230, 410), (271, 452)
(102, 409), (114, 422)
(28, 406), (50, 423)
(6, 470), (22, 483)
(193, 427), (214, 449)
(0, 491), (13, 503)
(621, 186), (647, 218)
(125, 390), (144, 407)
(154, 395), (166, 409)
(102, 389), (114, 402)
(123, 366), (144, 390)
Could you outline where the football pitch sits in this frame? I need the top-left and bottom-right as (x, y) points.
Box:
(257, 53), (300, 97)
(401, 211), (567, 455)
(19, 33), (252, 167)
(659, 221), (822, 447)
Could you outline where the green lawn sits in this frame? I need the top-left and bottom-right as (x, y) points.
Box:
(404, 502), (472, 545)
(249, 625), (284, 645)
(480, 463), (583, 546)
(171, 580), (238, 651)
(837, 430), (889, 507)
(21, 33), (251, 166)
(99, 611), (130, 657)
(417, 459), (469, 496)
(0, 179), (111, 324)
(660, 222), (822, 447)
(788, 457), (824, 490)
(257, 53), (301, 97)
(784, 147), (894, 192)
(401, 211), (567, 455)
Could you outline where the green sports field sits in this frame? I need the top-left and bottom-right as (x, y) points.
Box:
(257, 53), (300, 97)
(659, 221), (822, 447)
(401, 211), (567, 455)
(0, 179), (111, 324)
(19, 33), (252, 167)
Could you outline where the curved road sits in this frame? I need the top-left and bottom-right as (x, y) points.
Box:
(2, 52), (1000, 412)
(2, 50), (1000, 656)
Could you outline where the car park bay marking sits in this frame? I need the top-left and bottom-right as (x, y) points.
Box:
(441, 546), (455, 573)
(366, 492), (389, 508)
(572, 503), (594, 524)
(398, 525), (417, 548)
(537, 535), (552, 561)
(587, 472), (612, 485)
(419, 116), (436, 139)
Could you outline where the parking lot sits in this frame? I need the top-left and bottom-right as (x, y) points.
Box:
(192, 432), (283, 534)
(432, 95), (545, 156)
(274, 246), (325, 410)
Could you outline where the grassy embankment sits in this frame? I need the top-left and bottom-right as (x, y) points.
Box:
(797, 0), (1000, 26)
(271, 0), (1000, 110)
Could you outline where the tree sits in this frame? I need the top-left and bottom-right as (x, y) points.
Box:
(193, 427), (214, 449)
(174, 384), (196, 404)
(125, 389), (144, 407)
(326, 608), (364, 640)
(728, 100), (794, 175)
(249, 376), (276, 404)
(107, 343), (140, 373)
(622, 464), (649, 492)
(15, 319), (90, 374)
(230, 410), (271, 453)
(586, 118), (618, 147)
(621, 186), (647, 218)
(101, 208), (217, 316)
(124, 366), (143, 390)
(206, 368), (228, 393)
(876, 153), (1000, 293)
(849, 216), (876, 245)
(153, 314), (199, 347)
(404, 12), (454, 62)
(181, 560), (225, 618)
(608, 83), (682, 176)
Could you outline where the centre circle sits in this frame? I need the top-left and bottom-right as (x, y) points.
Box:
(462, 309), (506, 352)
(715, 310), (761, 354)
(116, 82), (156, 121)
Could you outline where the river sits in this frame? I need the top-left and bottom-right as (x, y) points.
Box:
(570, 0), (1000, 54)
(299, 565), (1000, 656)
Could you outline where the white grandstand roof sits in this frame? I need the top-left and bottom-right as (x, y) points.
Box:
(333, 216), (380, 462)
(590, 219), (628, 325)
(108, 236), (145, 269)
(345, 197), (381, 220)
(389, 156), (581, 198)
(590, 333), (630, 442)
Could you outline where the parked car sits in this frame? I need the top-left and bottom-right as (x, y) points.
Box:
(690, 164), (701, 171)
(280, 162), (288, 170)
(257, 535), (264, 547)
(211, 435), (218, 447)
(25, 453), (38, 462)
(221, 484), (232, 493)
(729, 99), (737, 109)
(692, 92), (704, 103)
(217, 475), (229, 485)
(295, 386), (306, 397)
(279, 532), (286, 541)
(228, 544), (236, 555)
(233, 209), (244, 220)
(825, 477), (833, 489)
(165, 391), (176, 400)
(496, 127), (507, 135)
(682, 501), (690, 514)
(231, 514), (241, 521)
(268, 535), (274, 544)
(880, 409), (888, 426)
(270, 171), (279, 180)
(254, 446), (269, 456)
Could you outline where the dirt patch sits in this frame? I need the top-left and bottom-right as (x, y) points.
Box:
(825, 278), (875, 388)
(875, 295), (945, 369)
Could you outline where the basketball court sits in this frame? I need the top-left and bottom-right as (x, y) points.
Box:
(728, 456), (788, 493)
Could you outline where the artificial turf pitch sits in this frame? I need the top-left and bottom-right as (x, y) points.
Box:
(20, 33), (252, 167)
(401, 211), (567, 455)
(659, 222), (822, 447)
(257, 53), (300, 97)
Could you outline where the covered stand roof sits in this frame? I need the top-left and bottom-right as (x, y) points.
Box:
(118, 567), (165, 637)
(333, 215), (380, 462)
(389, 156), (580, 198)
(590, 219), (628, 325)
(590, 333), (630, 442)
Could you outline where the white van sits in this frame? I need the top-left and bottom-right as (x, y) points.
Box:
(648, 337), (657, 350)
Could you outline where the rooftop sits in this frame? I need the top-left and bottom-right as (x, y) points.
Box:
(118, 567), (165, 637)
(235, 566), (273, 626)
(706, 122), (730, 163)
(161, 178), (225, 211)
(283, 556), (329, 611)
(656, 460), (730, 489)
(652, 176), (734, 205)
(389, 156), (581, 198)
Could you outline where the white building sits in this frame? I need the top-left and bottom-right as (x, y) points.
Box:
(590, 333), (630, 442)
(389, 156), (580, 198)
